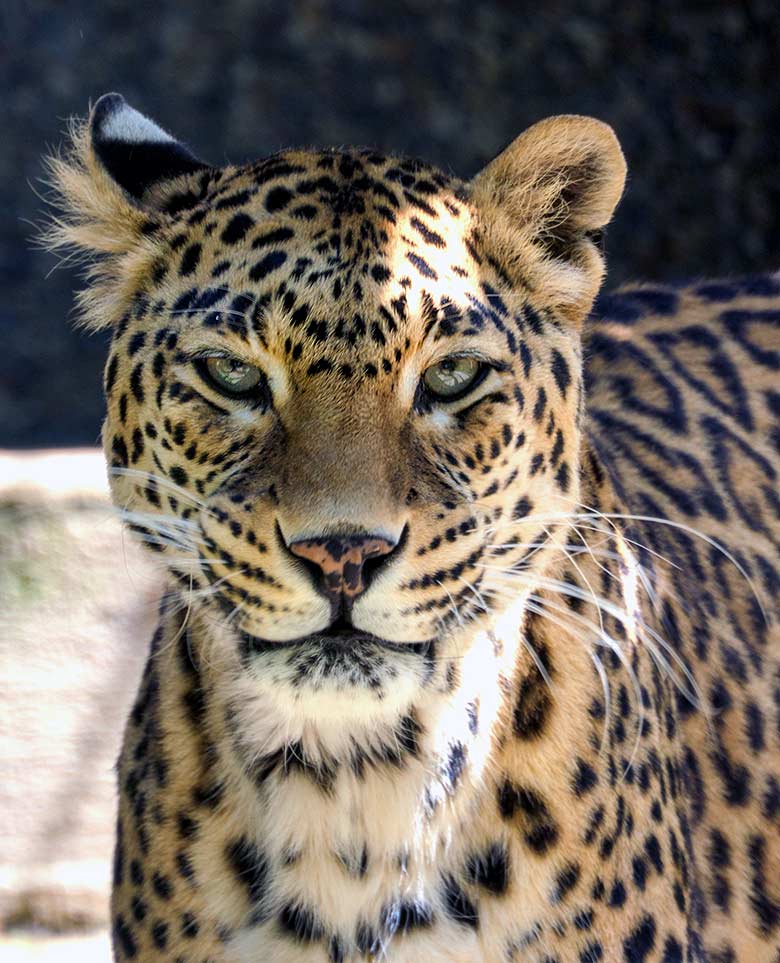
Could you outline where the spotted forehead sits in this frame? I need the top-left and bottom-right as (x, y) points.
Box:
(148, 148), (512, 356)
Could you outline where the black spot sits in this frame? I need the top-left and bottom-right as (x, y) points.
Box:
(552, 862), (580, 903)
(113, 818), (125, 886)
(498, 779), (559, 853)
(113, 914), (137, 958)
(249, 250), (287, 281)
(182, 682), (206, 726)
(130, 361), (145, 403)
(329, 935), (346, 963)
(128, 332), (146, 356)
(152, 871), (173, 900)
(533, 386), (547, 422)
(356, 923), (379, 954)
(513, 496), (533, 519)
(441, 874), (479, 928)
(181, 912), (199, 939)
(466, 843), (510, 895)
(129, 858), (144, 886)
(105, 354), (119, 394)
(574, 909), (594, 930)
(215, 189), (254, 210)
(608, 879), (627, 908)
(411, 217), (445, 247)
(226, 837), (268, 907)
(382, 899), (434, 934)
(623, 914), (656, 962)
(661, 935), (683, 963)
(443, 741), (467, 792)
(645, 834), (664, 874)
(170, 465), (188, 487)
(278, 902), (324, 942)
(551, 349), (571, 396)
(252, 226), (295, 249)
(221, 212), (254, 244)
(308, 358), (333, 376)
(111, 434), (129, 467)
(179, 242), (202, 277)
(573, 759), (598, 795)
(747, 833), (780, 936)
(151, 920), (168, 949)
(177, 811), (198, 839)
(176, 849), (195, 881)
(555, 461), (571, 493)
(513, 657), (552, 739)
(131, 895), (147, 923)
(266, 186), (293, 211)
(406, 252), (438, 279)
(466, 700), (479, 735)
(581, 941), (604, 962)
(745, 701), (766, 752)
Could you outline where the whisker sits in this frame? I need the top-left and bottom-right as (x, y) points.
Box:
(486, 510), (682, 572)
(485, 564), (702, 715)
(589, 650), (612, 755)
(477, 583), (556, 691)
(522, 592), (645, 770)
(561, 500), (768, 623)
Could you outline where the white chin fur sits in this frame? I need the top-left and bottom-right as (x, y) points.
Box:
(226, 644), (426, 764)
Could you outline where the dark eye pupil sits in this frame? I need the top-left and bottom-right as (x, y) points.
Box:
(199, 356), (263, 399)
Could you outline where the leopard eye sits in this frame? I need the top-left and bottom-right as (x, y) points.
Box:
(422, 356), (485, 401)
(199, 356), (263, 397)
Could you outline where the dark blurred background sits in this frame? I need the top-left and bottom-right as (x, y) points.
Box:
(3, 0), (779, 448)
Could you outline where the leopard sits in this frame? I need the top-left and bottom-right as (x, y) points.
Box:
(45, 92), (780, 962)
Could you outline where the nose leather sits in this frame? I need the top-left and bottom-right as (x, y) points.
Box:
(289, 535), (395, 601)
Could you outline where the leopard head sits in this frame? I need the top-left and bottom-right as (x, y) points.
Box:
(46, 94), (625, 731)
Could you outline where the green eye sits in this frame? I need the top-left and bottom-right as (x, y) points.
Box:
(422, 356), (484, 401)
(201, 356), (263, 397)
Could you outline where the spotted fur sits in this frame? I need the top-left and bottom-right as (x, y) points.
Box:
(46, 94), (780, 962)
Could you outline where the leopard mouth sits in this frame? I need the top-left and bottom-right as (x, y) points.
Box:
(239, 615), (433, 658)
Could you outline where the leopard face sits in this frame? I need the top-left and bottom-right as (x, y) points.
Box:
(49, 94), (625, 729)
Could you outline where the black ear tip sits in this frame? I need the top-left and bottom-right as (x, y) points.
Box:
(91, 93), (127, 136)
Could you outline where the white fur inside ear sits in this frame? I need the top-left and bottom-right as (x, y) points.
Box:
(99, 103), (175, 145)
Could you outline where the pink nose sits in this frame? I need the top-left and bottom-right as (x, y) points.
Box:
(289, 534), (396, 601)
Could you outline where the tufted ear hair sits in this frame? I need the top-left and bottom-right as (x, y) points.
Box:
(42, 94), (213, 330)
(469, 115), (626, 324)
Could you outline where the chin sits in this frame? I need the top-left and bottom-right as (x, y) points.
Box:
(230, 629), (436, 736)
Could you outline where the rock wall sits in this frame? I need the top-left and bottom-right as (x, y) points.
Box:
(0, 450), (161, 929)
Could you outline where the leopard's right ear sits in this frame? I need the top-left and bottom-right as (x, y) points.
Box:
(89, 93), (211, 201)
(43, 92), (213, 248)
(42, 94), (213, 329)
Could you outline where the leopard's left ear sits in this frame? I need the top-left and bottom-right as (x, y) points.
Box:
(469, 115), (626, 323)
